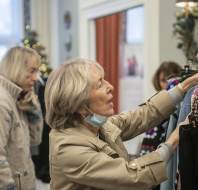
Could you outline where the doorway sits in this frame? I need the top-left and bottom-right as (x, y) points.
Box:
(81, 0), (146, 154)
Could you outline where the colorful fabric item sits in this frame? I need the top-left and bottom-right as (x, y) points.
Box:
(139, 121), (168, 156)
(167, 77), (180, 90)
(188, 88), (198, 127)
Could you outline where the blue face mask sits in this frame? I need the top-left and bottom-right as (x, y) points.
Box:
(84, 113), (107, 128)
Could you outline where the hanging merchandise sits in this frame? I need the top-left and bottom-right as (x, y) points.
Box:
(179, 87), (198, 190)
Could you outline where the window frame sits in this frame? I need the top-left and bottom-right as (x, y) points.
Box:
(0, 0), (23, 59)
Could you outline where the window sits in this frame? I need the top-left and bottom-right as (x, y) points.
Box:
(0, 0), (23, 60)
(126, 6), (144, 44)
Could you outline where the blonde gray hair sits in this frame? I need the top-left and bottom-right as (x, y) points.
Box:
(45, 58), (103, 129)
(0, 46), (40, 85)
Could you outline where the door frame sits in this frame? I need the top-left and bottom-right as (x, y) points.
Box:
(79, 0), (146, 58)
(78, 0), (160, 99)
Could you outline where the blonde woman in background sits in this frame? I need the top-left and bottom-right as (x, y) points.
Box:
(45, 58), (198, 190)
(0, 47), (43, 190)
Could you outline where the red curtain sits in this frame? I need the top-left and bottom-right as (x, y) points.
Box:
(95, 13), (122, 113)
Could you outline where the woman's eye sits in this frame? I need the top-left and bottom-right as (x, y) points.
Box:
(98, 82), (102, 88)
(97, 80), (104, 88)
(30, 69), (37, 74)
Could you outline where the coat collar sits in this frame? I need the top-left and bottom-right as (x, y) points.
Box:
(75, 120), (122, 143)
(100, 120), (121, 142)
(0, 75), (23, 101)
(59, 119), (122, 143)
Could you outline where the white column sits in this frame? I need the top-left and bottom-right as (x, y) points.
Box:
(143, 0), (160, 98)
(30, 0), (51, 65)
(48, 0), (59, 68)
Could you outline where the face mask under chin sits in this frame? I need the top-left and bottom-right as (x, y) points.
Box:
(83, 107), (108, 128)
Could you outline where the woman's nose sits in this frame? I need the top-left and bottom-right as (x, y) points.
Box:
(32, 72), (39, 82)
(106, 81), (114, 92)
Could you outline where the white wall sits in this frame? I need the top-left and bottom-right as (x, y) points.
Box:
(159, 0), (186, 65)
(31, 0), (80, 68)
(145, 0), (186, 97)
(31, 0), (51, 62)
(79, 0), (108, 9)
(58, 0), (80, 64)
(144, 0), (160, 97)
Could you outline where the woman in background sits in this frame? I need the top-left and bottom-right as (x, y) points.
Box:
(153, 61), (181, 91)
(0, 47), (43, 190)
(140, 61), (181, 190)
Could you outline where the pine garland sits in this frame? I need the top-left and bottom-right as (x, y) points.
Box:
(173, 7), (198, 63)
(22, 27), (52, 78)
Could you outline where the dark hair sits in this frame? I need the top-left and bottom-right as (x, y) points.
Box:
(153, 61), (181, 91)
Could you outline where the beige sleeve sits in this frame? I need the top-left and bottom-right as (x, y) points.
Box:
(0, 107), (16, 189)
(108, 90), (175, 141)
(54, 145), (167, 190)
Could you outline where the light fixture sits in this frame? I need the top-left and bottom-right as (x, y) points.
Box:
(176, 0), (198, 8)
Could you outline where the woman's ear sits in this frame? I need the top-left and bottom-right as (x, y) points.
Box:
(78, 106), (89, 117)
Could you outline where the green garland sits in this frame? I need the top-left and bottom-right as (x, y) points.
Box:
(22, 27), (52, 78)
(173, 7), (198, 63)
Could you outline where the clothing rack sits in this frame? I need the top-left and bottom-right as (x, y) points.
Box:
(180, 64), (198, 81)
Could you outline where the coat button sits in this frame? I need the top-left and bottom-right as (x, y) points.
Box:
(131, 163), (137, 169)
(23, 171), (28, 176)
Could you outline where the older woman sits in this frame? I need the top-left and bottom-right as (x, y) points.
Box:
(0, 47), (43, 190)
(45, 58), (198, 190)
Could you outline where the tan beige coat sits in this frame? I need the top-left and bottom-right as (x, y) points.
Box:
(0, 76), (43, 190)
(49, 90), (176, 190)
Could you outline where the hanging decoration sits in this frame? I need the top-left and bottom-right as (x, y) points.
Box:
(173, 6), (198, 63)
(22, 26), (52, 78)
(23, 0), (31, 33)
